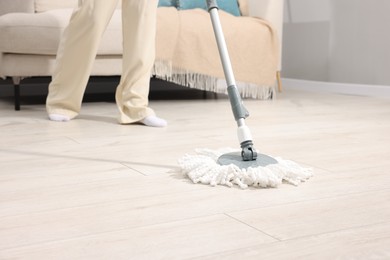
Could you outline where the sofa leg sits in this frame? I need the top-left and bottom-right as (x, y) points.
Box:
(202, 90), (218, 100)
(203, 90), (207, 99)
(12, 77), (21, 111)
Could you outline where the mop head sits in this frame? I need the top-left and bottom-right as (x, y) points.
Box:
(178, 148), (313, 189)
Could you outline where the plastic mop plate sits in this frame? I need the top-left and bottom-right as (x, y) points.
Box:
(217, 152), (278, 169)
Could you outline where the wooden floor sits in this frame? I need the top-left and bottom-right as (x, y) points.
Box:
(0, 88), (390, 259)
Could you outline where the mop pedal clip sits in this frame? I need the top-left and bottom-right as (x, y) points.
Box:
(240, 141), (257, 161)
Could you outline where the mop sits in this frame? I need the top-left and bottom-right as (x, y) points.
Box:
(178, 0), (312, 189)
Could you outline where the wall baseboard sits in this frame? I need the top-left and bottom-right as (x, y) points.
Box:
(282, 78), (390, 99)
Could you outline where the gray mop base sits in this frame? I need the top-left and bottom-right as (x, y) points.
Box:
(217, 152), (278, 169)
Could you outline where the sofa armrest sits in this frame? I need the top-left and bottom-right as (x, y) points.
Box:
(247, 0), (284, 41)
(247, 0), (284, 70)
(0, 0), (34, 16)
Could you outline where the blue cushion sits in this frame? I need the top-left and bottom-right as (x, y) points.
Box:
(176, 0), (241, 16)
(158, 0), (176, 7)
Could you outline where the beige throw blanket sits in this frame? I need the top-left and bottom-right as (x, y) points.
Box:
(154, 7), (279, 99)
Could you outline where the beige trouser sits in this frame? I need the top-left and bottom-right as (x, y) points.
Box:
(46, 0), (158, 124)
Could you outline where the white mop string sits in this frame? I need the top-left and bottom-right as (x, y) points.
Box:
(178, 148), (313, 189)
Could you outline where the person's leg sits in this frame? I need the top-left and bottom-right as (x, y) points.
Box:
(46, 0), (119, 121)
(116, 0), (166, 127)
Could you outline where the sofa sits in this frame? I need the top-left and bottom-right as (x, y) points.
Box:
(0, 0), (283, 110)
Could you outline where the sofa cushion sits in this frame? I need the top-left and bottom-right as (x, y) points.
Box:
(177, 0), (241, 16)
(34, 0), (122, 13)
(0, 9), (123, 55)
(35, 0), (78, 12)
(0, 0), (34, 16)
(34, 0), (177, 12)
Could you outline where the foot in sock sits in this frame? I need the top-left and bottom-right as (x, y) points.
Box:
(49, 114), (70, 122)
(140, 115), (167, 127)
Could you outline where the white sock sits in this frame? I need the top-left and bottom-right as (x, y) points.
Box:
(49, 114), (70, 122)
(140, 115), (167, 127)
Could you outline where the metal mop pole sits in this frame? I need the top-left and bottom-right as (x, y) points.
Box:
(206, 0), (257, 161)
(205, 0), (278, 168)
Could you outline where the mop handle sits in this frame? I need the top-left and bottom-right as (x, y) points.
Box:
(206, 0), (257, 161)
(206, 1), (249, 122)
(206, 0), (235, 87)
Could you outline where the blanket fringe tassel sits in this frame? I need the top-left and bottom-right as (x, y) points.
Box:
(152, 60), (275, 100)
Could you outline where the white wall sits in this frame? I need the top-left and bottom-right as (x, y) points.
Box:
(329, 0), (390, 86)
(282, 0), (331, 81)
(282, 0), (390, 86)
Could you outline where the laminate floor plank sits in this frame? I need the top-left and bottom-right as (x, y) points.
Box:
(1, 89), (389, 259)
